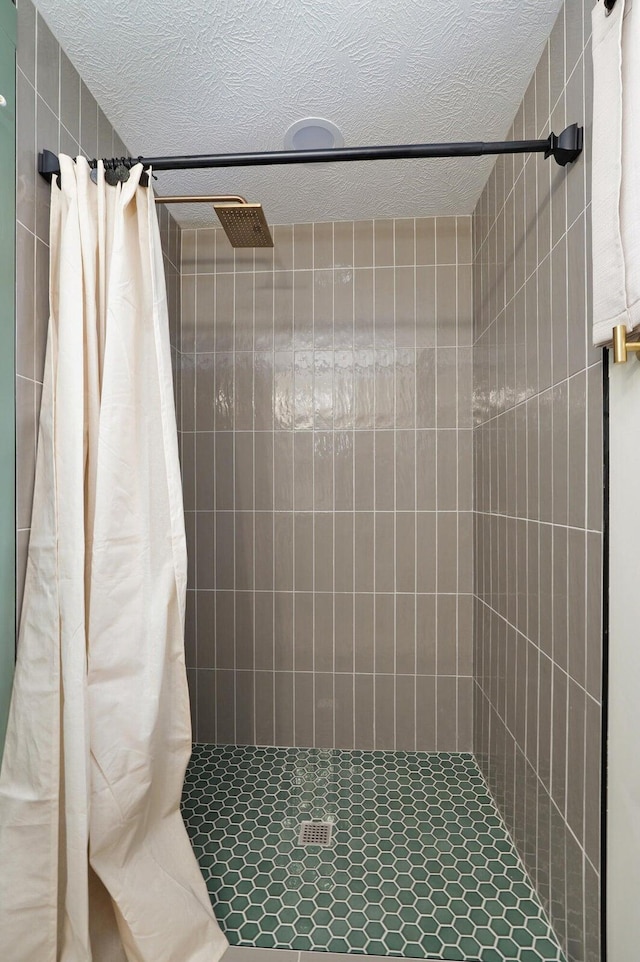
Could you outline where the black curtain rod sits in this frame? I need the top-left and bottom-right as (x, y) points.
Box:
(38, 123), (583, 183)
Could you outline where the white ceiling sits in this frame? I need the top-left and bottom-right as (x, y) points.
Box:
(35, 0), (564, 227)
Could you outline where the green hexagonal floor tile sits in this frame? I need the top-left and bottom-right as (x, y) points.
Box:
(182, 744), (567, 962)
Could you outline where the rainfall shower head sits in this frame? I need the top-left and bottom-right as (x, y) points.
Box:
(153, 194), (274, 248)
(213, 202), (274, 248)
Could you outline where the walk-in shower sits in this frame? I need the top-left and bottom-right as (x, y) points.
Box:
(36, 109), (590, 962)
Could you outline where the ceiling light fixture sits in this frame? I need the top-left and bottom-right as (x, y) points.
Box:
(284, 117), (344, 152)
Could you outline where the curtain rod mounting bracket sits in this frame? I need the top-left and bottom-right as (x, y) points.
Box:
(544, 123), (583, 167)
(39, 149), (62, 183)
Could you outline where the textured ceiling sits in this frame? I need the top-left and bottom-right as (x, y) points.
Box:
(35, 0), (564, 227)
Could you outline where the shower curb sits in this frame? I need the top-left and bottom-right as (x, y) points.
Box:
(223, 946), (470, 962)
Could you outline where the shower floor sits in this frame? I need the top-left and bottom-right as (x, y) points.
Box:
(182, 745), (565, 962)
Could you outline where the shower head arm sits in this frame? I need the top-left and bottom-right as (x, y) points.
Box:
(154, 194), (248, 205)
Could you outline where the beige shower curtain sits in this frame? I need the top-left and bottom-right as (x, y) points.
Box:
(0, 156), (227, 962)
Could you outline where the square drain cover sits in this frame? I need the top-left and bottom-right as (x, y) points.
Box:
(298, 820), (333, 847)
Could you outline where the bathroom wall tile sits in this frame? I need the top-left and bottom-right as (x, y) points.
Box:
(235, 590), (254, 669)
(184, 215), (473, 755)
(416, 675), (436, 749)
(472, 5), (601, 957)
(17, 0), (36, 86)
(16, 375), (36, 534)
(196, 590), (215, 670)
(585, 532), (602, 701)
(436, 266), (457, 348)
(16, 224), (35, 381)
(353, 268), (374, 347)
(215, 669), (236, 744)
(458, 676), (473, 749)
(436, 595), (457, 676)
(254, 513), (273, 591)
(374, 431), (394, 509)
(416, 218), (436, 266)
(437, 512), (458, 593)
(334, 221), (354, 269)
(436, 676), (458, 750)
(211, 512), (232, 590)
(354, 674), (374, 749)
(436, 217), (457, 266)
(274, 515), (294, 592)
(59, 51), (80, 143)
(214, 591), (234, 670)
(272, 592), (293, 671)
(254, 671), (274, 746)
(374, 674), (395, 750)
(96, 107), (112, 159)
(334, 514), (354, 594)
(354, 594), (374, 674)
(354, 513), (374, 592)
(334, 593), (354, 673)
(273, 225), (293, 271)
(394, 219), (414, 267)
(395, 594), (415, 674)
(79, 79), (98, 161)
(374, 268), (395, 348)
(274, 672), (294, 746)
(374, 219), (394, 268)
(457, 217), (473, 265)
(16, 70), (36, 236)
(252, 433), (272, 508)
(394, 675), (416, 751)
(353, 220), (373, 268)
(294, 672), (314, 747)
(313, 592), (335, 673)
(195, 229), (215, 274)
(195, 274), (215, 353)
(215, 273), (234, 352)
(313, 672), (334, 749)
(293, 223), (313, 270)
(586, 363), (603, 532)
(416, 267), (436, 348)
(213, 432), (233, 511)
(235, 671), (255, 745)
(36, 13), (59, 116)
(196, 670), (217, 743)
(294, 592), (313, 672)
(35, 95), (57, 243)
(416, 514), (437, 593)
(313, 222), (333, 271)
(16, 529), (30, 631)
(567, 528), (586, 687)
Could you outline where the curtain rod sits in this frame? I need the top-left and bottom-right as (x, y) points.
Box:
(38, 124), (583, 184)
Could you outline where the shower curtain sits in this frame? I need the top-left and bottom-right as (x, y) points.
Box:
(0, 156), (227, 962)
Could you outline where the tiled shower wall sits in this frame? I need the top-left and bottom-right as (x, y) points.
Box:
(14, 0), (181, 624)
(179, 217), (474, 751)
(472, 3), (601, 961)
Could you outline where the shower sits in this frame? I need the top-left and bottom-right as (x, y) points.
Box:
(31, 116), (586, 962)
(11, 23), (597, 952)
(0, 0), (611, 957)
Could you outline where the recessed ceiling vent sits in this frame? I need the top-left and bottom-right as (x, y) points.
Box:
(284, 117), (344, 151)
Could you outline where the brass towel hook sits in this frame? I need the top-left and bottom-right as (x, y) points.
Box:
(613, 324), (640, 363)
